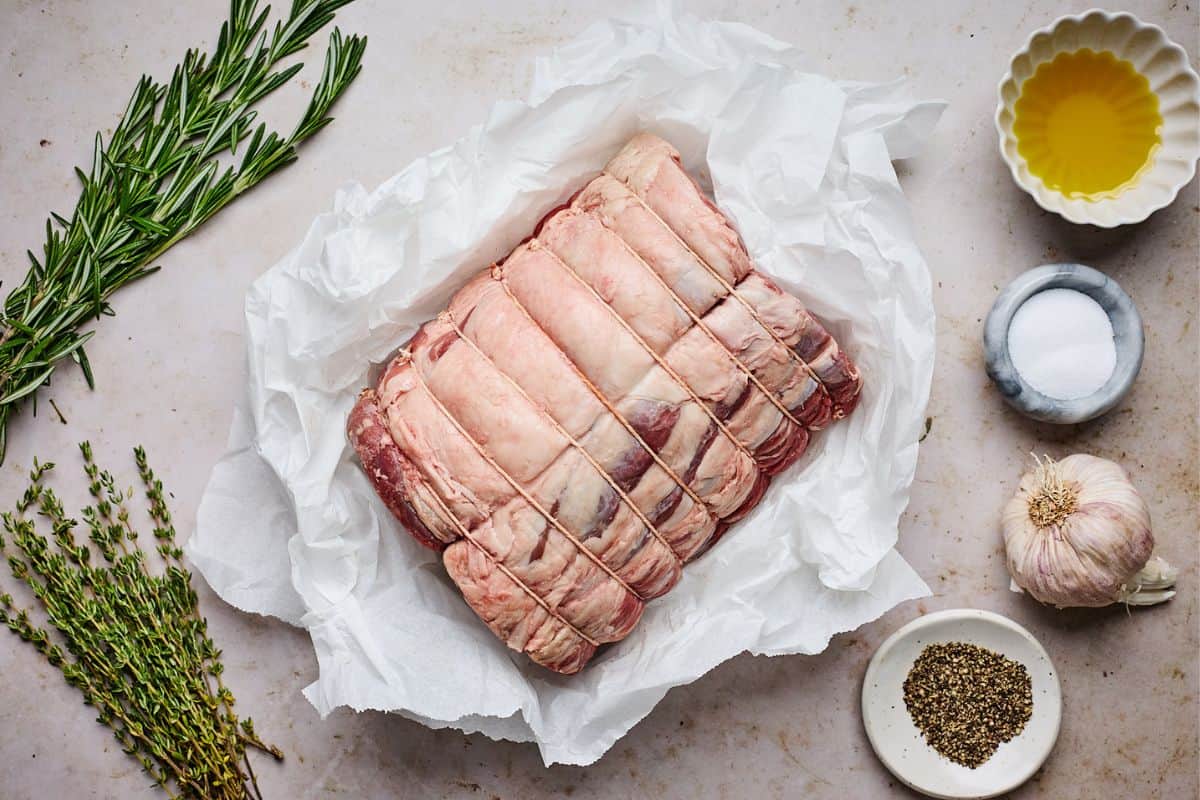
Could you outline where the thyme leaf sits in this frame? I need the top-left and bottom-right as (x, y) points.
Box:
(1, 443), (281, 798)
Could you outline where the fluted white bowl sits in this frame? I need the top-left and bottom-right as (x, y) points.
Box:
(996, 9), (1200, 227)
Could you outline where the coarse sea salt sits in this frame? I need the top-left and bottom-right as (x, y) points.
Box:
(1007, 288), (1117, 400)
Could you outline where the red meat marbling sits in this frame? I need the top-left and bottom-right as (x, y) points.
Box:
(348, 134), (862, 674)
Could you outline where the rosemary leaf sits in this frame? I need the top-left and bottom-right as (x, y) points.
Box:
(0, 0), (367, 463)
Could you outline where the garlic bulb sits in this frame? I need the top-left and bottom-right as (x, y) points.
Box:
(1002, 454), (1176, 608)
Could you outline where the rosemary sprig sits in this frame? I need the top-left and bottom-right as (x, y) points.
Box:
(0, 0), (368, 463)
(0, 443), (280, 799)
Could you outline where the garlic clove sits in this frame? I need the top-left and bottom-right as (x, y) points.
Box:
(1116, 555), (1178, 606)
(1131, 555), (1179, 589)
(1120, 588), (1176, 606)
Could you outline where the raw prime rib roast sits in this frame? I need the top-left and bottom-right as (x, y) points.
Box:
(348, 134), (862, 674)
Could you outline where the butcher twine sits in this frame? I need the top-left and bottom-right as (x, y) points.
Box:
(553, 210), (811, 433)
(412, 477), (598, 647)
(529, 240), (757, 464)
(408, 366), (648, 603)
(605, 171), (853, 420)
(489, 268), (722, 544)
(444, 311), (685, 569)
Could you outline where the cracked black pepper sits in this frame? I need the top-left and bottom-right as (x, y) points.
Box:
(902, 641), (1033, 768)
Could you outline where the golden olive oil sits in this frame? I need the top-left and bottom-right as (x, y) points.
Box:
(1013, 49), (1161, 200)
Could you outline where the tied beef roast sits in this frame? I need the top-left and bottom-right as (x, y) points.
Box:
(347, 134), (862, 674)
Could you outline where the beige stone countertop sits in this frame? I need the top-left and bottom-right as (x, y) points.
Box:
(1, 1), (1196, 797)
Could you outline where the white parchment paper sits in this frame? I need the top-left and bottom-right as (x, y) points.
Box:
(189, 3), (943, 766)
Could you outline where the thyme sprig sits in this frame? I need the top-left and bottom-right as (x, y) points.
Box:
(0, 0), (368, 463)
(1, 443), (280, 798)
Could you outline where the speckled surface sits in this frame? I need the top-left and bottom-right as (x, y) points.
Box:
(1, 2), (1196, 798)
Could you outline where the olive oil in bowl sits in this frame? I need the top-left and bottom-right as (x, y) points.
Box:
(1013, 49), (1162, 200)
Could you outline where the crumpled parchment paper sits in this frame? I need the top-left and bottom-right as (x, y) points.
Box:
(189, 2), (943, 766)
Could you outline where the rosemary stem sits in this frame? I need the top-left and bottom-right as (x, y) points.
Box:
(0, 0), (366, 463)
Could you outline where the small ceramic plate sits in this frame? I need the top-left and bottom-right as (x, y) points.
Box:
(996, 9), (1200, 226)
(862, 609), (1062, 800)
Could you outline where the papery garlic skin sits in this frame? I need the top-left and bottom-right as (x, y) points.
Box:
(1119, 555), (1178, 605)
(1002, 454), (1155, 608)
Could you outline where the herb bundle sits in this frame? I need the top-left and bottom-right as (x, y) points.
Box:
(0, 0), (368, 462)
(1, 443), (279, 798)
